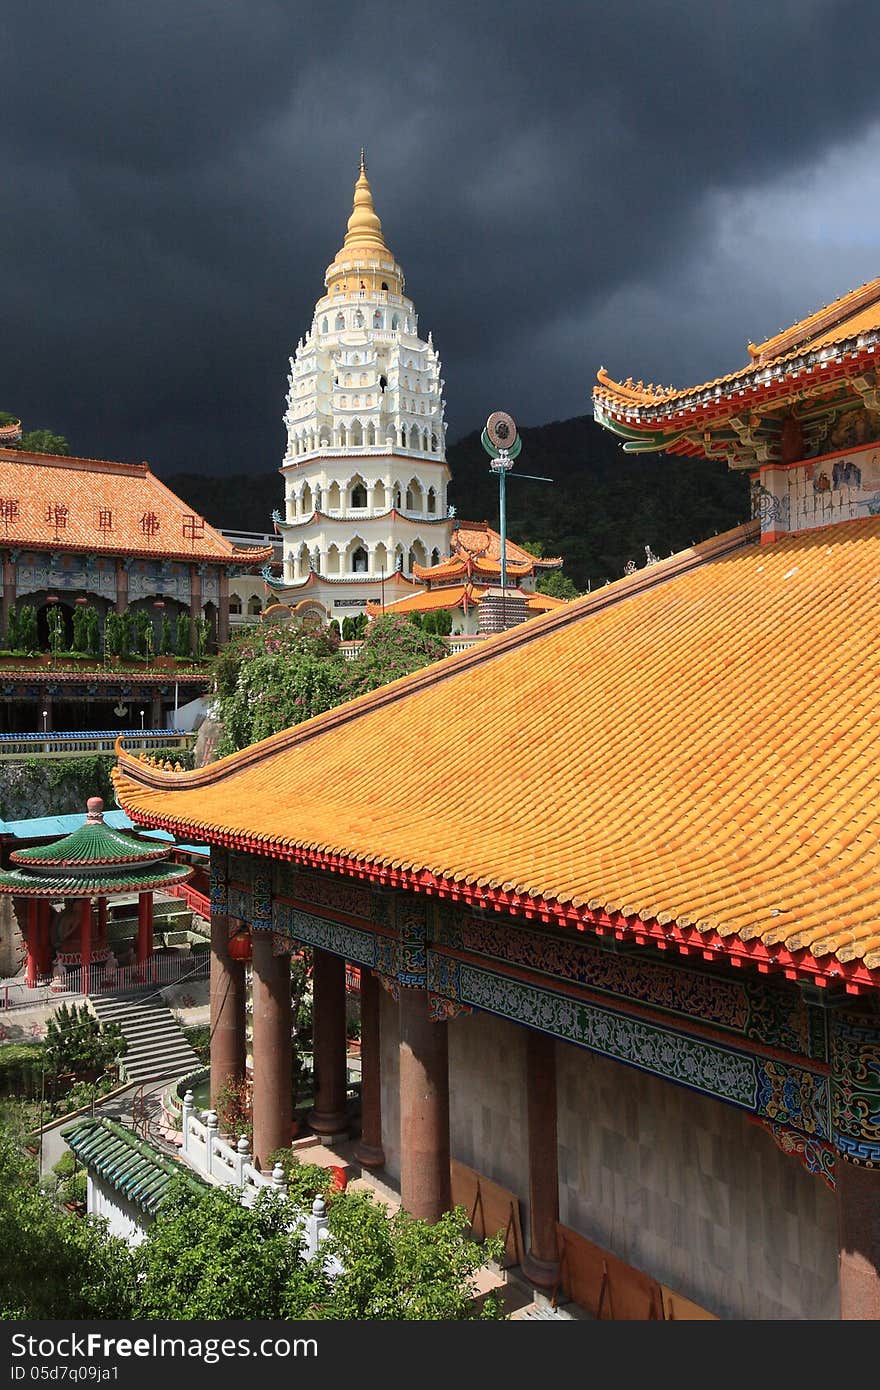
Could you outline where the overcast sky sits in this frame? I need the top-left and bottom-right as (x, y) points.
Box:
(3, 1), (880, 478)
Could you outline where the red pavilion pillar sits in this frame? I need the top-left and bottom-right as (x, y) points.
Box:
(353, 967), (385, 1168)
(308, 947), (349, 1140)
(521, 1028), (561, 1289)
(251, 932), (292, 1168)
(80, 898), (92, 996)
(837, 1156), (880, 1318)
(25, 899), (38, 987)
(209, 914), (247, 1111)
(97, 897), (107, 950)
(399, 987), (451, 1223)
(37, 901), (53, 976)
(136, 891), (153, 965)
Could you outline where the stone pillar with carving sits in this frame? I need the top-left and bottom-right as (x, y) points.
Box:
(831, 1008), (880, 1318)
(353, 967), (385, 1168)
(209, 913), (247, 1112)
(115, 557), (128, 615)
(189, 565), (202, 654)
(251, 930), (292, 1168)
(521, 1028), (561, 1289)
(308, 947), (349, 1140)
(2, 551), (16, 644)
(399, 984), (451, 1222)
(218, 567), (230, 646)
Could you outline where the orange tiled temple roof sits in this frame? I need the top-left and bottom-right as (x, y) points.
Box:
(115, 514), (880, 988)
(365, 584), (485, 618)
(594, 275), (880, 421)
(0, 449), (273, 564)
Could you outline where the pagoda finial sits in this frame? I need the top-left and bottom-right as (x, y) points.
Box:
(86, 797), (104, 823)
(342, 149), (388, 252)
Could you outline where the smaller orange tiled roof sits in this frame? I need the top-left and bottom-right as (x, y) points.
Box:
(413, 521), (561, 582)
(365, 584), (485, 618)
(526, 591), (568, 612)
(0, 448), (273, 565)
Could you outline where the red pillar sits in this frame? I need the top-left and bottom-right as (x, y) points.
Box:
(308, 948), (349, 1140)
(521, 1029), (561, 1289)
(251, 933), (292, 1168)
(838, 1158), (880, 1319)
(25, 899), (38, 987)
(353, 967), (385, 1168)
(80, 898), (92, 996)
(97, 897), (107, 950)
(136, 891), (152, 965)
(209, 914), (247, 1112)
(38, 901), (53, 976)
(399, 987), (451, 1223)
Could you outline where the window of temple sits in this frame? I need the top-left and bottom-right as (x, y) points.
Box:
(395, 545), (405, 571)
(229, 594), (243, 615)
(354, 310), (364, 327)
(335, 313), (345, 330)
(394, 486), (402, 509)
(298, 545), (311, 576)
(301, 484), (313, 513)
(431, 432), (438, 452)
(373, 311), (382, 328)
(360, 373), (368, 386)
(373, 480), (386, 508)
(391, 314), (400, 330)
(374, 541), (388, 572)
(351, 545), (368, 573)
(326, 544), (340, 575)
(431, 548), (440, 566)
(322, 318), (328, 333)
(427, 488), (436, 513)
(327, 481), (341, 510)
(351, 420), (363, 446)
(379, 375), (387, 392)
(247, 596), (262, 616)
(351, 482), (368, 508)
(381, 282), (388, 291)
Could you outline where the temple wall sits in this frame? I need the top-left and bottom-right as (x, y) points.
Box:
(0, 897), (23, 977)
(447, 1010), (529, 1204)
(555, 1041), (840, 1320)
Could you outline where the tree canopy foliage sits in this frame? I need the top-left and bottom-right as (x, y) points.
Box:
(18, 428), (70, 456)
(211, 615), (447, 753)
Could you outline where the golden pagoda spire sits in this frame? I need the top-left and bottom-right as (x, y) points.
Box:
(343, 148), (388, 251)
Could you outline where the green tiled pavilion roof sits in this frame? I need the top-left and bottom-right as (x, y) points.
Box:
(11, 798), (169, 868)
(61, 1116), (208, 1214)
(0, 860), (192, 898)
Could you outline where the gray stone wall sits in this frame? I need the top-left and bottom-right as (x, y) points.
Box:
(0, 897), (24, 977)
(448, 1010), (529, 1207)
(555, 1040), (840, 1320)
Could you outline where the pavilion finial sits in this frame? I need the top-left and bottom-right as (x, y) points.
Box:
(360, 146), (366, 174)
(342, 150), (387, 251)
(86, 797), (104, 823)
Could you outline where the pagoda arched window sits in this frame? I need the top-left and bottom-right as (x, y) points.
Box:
(354, 310), (364, 328)
(373, 311), (382, 328)
(229, 593), (243, 615)
(325, 544), (340, 575)
(391, 314), (400, 330)
(427, 487), (436, 514)
(352, 545), (368, 573)
(431, 548), (440, 566)
(351, 482), (368, 508)
(335, 312), (345, 330)
(247, 596), (262, 616)
(321, 318), (328, 334)
(381, 282), (388, 291)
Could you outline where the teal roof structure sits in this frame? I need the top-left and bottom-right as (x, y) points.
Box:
(61, 1116), (209, 1214)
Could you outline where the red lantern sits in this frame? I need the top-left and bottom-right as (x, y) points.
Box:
(227, 930), (252, 962)
(329, 1165), (348, 1193)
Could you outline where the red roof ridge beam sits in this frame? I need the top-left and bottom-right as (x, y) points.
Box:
(113, 520), (757, 798)
(0, 447), (151, 476)
(104, 803), (880, 996)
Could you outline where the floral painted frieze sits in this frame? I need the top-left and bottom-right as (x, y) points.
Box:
(830, 1009), (880, 1165)
(435, 904), (821, 1059)
(272, 903), (377, 971)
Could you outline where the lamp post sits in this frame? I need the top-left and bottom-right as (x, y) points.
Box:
(41, 709), (48, 733)
(380, 565), (386, 614)
(481, 412), (551, 630)
(139, 709), (145, 732)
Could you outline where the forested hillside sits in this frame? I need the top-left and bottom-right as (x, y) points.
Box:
(160, 415), (751, 592)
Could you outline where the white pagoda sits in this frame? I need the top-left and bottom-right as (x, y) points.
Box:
(266, 153), (452, 623)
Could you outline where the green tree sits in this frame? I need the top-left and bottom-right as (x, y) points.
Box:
(218, 645), (346, 752)
(134, 1182), (324, 1319)
(46, 605), (66, 655)
(175, 611), (192, 658)
(72, 604), (100, 655)
(11, 603), (38, 652)
(159, 614), (173, 655)
(132, 608), (153, 659)
(320, 1192), (504, 1320)
(42, 1003), (126, 1083)
(536, 571), (580, 599)
(0, 1135), (135, 1318)
(342, 614), (446, 701)
(104, 610), (132, 659)
(18, 428), (70, 456)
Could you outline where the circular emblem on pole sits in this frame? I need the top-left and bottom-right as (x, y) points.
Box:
(485, 411), (517, 451)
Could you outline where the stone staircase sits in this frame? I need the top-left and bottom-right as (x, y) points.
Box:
(90, 996), (201, 1084)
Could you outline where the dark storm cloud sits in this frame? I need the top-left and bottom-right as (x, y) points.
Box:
(2, 1), (880, 486)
